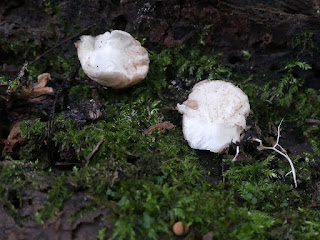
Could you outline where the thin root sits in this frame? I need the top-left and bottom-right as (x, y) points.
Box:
(232, 145), (240, 162)
(252, 119), (297, 188)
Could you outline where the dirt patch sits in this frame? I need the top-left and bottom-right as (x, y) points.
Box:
(1, 192), (113, 240)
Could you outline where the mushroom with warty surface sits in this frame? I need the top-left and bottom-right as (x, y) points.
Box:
(75, 30), (149, 89)
(177, 80), (250, 153)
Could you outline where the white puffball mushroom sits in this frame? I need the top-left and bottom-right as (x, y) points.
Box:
(177, 80), (250, 153)
(75, 30), (149, 89)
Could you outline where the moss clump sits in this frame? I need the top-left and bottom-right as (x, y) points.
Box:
(292, 30), (318, 56)
(110, 157), (277, 240)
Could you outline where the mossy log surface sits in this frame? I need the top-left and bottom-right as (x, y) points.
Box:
(1, 1), (320, 239)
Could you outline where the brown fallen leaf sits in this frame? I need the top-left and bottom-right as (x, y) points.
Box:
(235, 154), (253, 162)
(264, 136), (276, 147)
(268, 122), (278, 136)
(23, 73), (54, 100)
(143, 121), (174, 135)
(1, 63), (20, 73)
(1, 121), (27, 156)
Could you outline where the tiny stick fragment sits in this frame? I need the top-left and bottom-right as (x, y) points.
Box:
(86, 138), (105, 163)
(252, 120), (297, 188)
(143, 121), (174, 135)
(305, 119), (320, 125)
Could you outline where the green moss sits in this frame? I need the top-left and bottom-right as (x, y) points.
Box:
(40, 174), (71, 219)
(0, 34), (38, 59)
(0, 160), (48, 218)
(110, 153), (317, 239)
(97, 227), (108, 240)
(68, 85), (92, 99)
(292, 30), (318, 56)
(19, 119), (47, 162)
(0, 75), (18, 91)
(238, 60), (320, 129)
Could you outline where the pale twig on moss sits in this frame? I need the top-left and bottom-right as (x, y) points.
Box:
(232, 145), (240, 162)
(252, 120), (297, 188)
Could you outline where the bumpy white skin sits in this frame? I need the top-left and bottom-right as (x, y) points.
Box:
(177, 80), (250, 153)
(76, 30), (149, 88)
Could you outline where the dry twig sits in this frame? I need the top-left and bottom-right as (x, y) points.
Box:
(252, 120), (297, 188)
(143, 121), (174, 135)
(85, 138), (105, 163)
(232, 145), (240, 162)
(305, 118), (320, 125)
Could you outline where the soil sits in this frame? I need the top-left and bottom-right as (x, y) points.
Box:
(1, 1), (320, 239)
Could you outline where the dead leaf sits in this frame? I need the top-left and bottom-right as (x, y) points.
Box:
(235, 154), (252, 162)
(1, 121), (27, 156)
(23, 73), (53, 100)
(1, 63), (20, 73)
(268, 122), (278, 136)
(144, 121), (174, 135)
(264, 136), (276, 147)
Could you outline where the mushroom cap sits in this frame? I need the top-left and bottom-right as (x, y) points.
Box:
(172, 221), (189, 236)
(75, 30), (149, 88)
(177, 80), (250, 153)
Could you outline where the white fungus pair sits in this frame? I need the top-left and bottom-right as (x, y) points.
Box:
(75, 30), (298, 186)
(75, 30), (250, 153)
